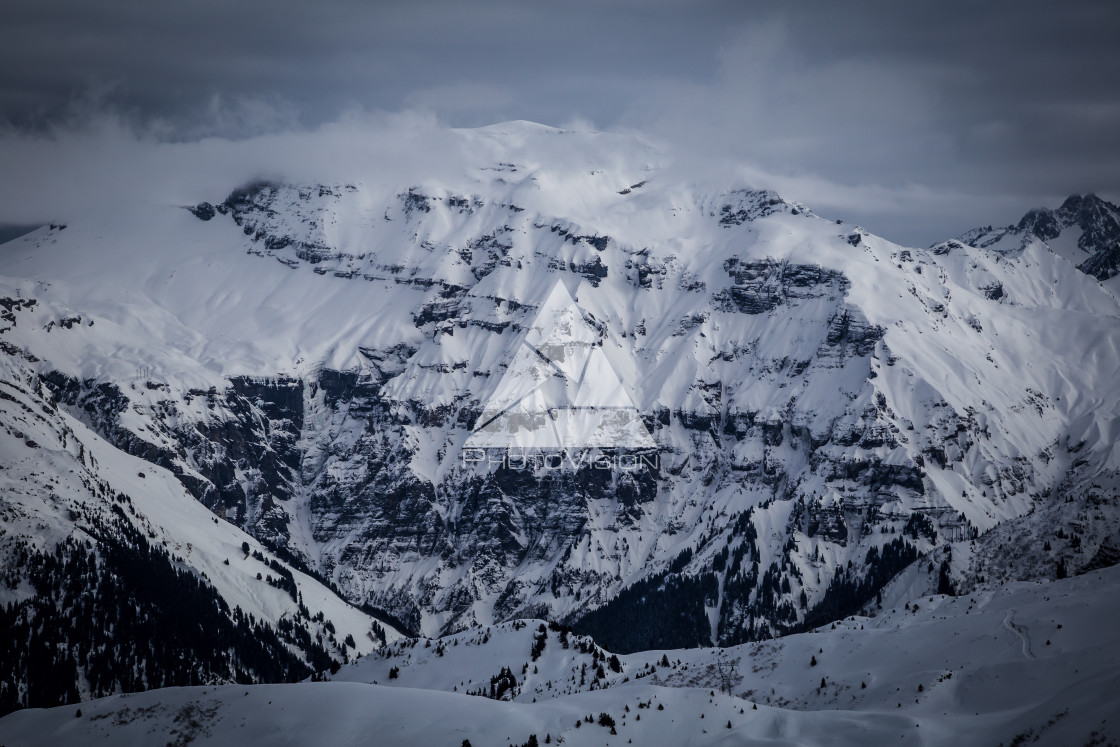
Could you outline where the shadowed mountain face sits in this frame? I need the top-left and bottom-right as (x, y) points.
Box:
(2, 125), (1119, 651)
(0, 224), (40, 244)
(960, 192), (1120, 280)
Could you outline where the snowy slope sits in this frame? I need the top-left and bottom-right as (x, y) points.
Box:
(332, 620), (624, 700)
(3, 564), (1119, 746)
(331, 562), (1120, 714)
(0, 345), (404, 690)
(958, 192), (1120, 287)
(0, 121), (1118, 646)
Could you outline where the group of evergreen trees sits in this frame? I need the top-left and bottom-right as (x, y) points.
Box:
(247, 546), (298, 602)
(0, 512), (331, 716)
(575, 501), (926, 651)
(573, 548), (716, 653)
(800, 537), (919, 630)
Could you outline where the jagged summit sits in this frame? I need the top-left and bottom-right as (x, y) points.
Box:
(959, 192), (1120, 280)
(1056, 192), (1115, 219)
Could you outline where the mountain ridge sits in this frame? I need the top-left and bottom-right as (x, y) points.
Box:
(1, 124), (1117, 661)
(958, 192), (1120, 282)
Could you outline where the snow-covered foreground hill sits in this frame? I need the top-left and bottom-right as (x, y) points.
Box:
(3, 563), (1118, 746)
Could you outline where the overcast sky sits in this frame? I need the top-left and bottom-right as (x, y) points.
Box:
(1, 0), (1118, 246)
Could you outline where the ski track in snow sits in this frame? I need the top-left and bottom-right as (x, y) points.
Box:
(1002, 609), (1035, 660)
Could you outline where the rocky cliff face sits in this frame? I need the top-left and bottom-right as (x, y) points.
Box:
(959, 193), (1120, 280)
(0, 338), (409, 713)
(2, 124), (1118, 646)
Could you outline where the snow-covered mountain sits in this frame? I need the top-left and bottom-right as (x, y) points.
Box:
(1, 122), (1118, 708)
(958, 192), (1120, 283)
(0, 343), (405, 712)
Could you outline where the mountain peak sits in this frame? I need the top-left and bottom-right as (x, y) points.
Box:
(961, 192), (1120, 280)
(1015, 206), (1061, 240)
(1056, 192), (1113, 220)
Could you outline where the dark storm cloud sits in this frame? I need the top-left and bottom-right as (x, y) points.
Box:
(0, 0), (738, 132)
(0, 0), (1117, 245)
